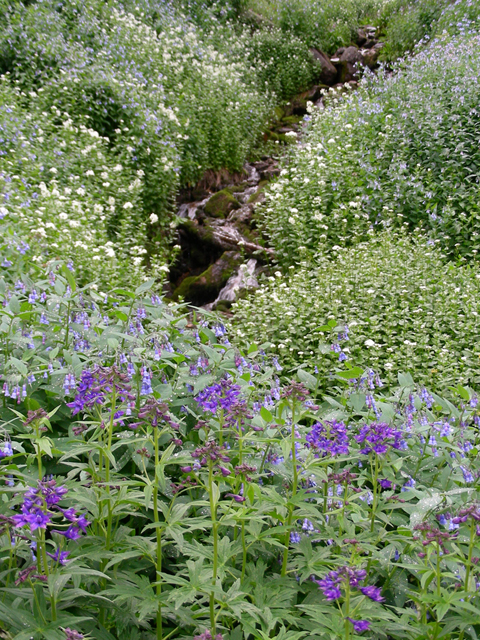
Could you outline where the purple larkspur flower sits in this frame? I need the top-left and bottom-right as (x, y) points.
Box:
(355, 422), (405, 455)
(225, 493), (246, 503)
(0, 442), (13, 458)
(196, 378), (241, 414)
(290, 531), (301, 544)
(460, 466), (474, 484)
(47, 549), (70, 565)
(306, 420), (349, 457)
(54, 525), (83, 540)
(64, 629), (84, 640)
(378, 479), (392, 489)
(19, 508), (51, 531)
(314, 566), (367, 601)
(360, 585), (384, 602)
(67, 366), (135, 415)
(194, 632), (223, 640)
(347, 619), (370, 633)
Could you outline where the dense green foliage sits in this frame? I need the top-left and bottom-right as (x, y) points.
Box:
(2, 224), (480, 640)
(3, 1), (480, 639)
(259, 33), (480, 266)
(379, 0), (480, 59)
(233, 233), (480, 390)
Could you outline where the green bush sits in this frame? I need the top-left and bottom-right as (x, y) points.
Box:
(253, 0), (381, 53)
(232, 232), (480, 391)
(233, 28), (319, 101)
(259, 33), (480, 266)
(379, 0), (480, 61)
(0, 0), (275, 286)
(380, 0), (446, 60)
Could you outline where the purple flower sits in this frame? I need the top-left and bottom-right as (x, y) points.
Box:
(378, 479), (392, 489)
(460, 466), (474, 484)
(67, 366), (135, 415)
(306, 420), (349, 457)
(314, 566), (368, 601)
(194, 632), (223, 640)
(47, 549), (70, 565)
(355, 422), (405, 455)
(360, 585), (384, 602)
(54, 525), (82, 540)
(401, 476), (416, 492)
(23, 508), (51, 530)
(318, 582), (342, 601)
(196, 379), (241, 414)
(0, 442), (13, 458)
(225, 493), (246, 503)
(347, 619), (370, 633)
(290, 531), (301, 544)
(64, 629), (84, 640)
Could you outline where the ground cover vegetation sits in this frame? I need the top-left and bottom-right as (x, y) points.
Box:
(378, 0), (480, 60)
(2, 0), (480, 639)
(2, 225), (480, 640)
(233, 29), (480, 390)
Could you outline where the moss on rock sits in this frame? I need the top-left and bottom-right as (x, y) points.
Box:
(173, 251), (242, 303)
(204, 189), (241, 218)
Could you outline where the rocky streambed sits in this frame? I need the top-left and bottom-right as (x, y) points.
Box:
(167, 27), (384, 311)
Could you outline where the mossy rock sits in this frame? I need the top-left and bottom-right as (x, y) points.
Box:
(173, 251), (242, 303)
(213, 300), (233, 312)
(248, 188), (266, 205)
(204, 189), (241, 218)
(282, 115), (302, 125)
(264, 130), (288, 144)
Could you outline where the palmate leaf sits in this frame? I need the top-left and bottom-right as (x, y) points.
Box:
(0, 599), (38, 632)
(101, 573), (155, 603)
(9, 614), (92, 640)
(254, 627), (307, 640)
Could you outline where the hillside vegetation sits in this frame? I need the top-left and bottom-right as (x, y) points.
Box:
(2, 2), (480, 640)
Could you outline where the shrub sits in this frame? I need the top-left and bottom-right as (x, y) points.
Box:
(232, 233), (480, 391)
(232, 28), (319, 101)
(379, 0), (447, 60)
(260, 33), (480, 266)
(0, 0), (274, 284)
(380, 0), (480, 61)
(255, 0), (381, 53)
(0, 77), (156, 289)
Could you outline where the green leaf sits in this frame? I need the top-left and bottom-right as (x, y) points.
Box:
(61, 264), (77, 292)
(297, 369), (317, 389)
(9, 357), (28, 376)
(398, 372), (414, 387)
(9, 295), (20, 314)
(336, 367), (364, 380)
(212, 481), (220, 507)
(135, 278), (156, 295)
(260, 406), (273, 422)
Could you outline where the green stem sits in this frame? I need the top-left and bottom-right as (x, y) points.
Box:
(153, 426), (163, 640)
(241, 521), (247, 581)
(370, 455), (379, 533)
(35, 421), (43, 481)
(344, 581), (351, 640)
(208, 461), (218, 635)
(281, 399), (298, 577)
(464, 517), (476, 595)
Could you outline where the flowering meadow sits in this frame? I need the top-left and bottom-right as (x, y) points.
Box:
(3, 222), (480, 640)
(3, 0), (480, 639)
(235, 29), (480, 391)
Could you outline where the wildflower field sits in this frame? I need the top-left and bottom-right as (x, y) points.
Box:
(2, 1), (480, 639)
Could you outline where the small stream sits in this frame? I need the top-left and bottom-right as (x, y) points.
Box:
(167, 28), (383, 311)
